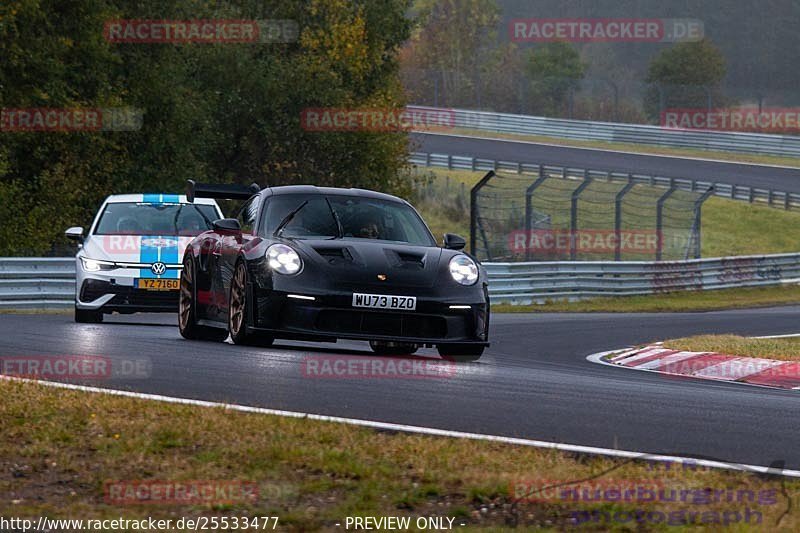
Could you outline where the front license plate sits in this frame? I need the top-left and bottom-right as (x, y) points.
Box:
(352, 293), (416, 311)
(137, 278), (179, 291)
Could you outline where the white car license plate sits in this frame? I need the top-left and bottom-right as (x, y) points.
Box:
(352, 293), (416, 311)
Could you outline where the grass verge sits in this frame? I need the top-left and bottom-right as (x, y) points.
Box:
(492, 285), (800, 313)
(421, 127), (800, 168)
(665, 334), (800, 361)
(3, 378), (800, 530)
(701, 197), (800, 257)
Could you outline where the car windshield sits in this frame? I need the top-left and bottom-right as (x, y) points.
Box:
(263, 194), (436, 246)
(94, 202), (219, 236)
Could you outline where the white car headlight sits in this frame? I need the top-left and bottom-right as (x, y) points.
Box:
(266, 244), (302, 275)
(80, 257), (115, 272)
(449, 255), (479, 285)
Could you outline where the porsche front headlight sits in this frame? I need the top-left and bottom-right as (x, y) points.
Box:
(449, 255), (478, 286)
(266, 243), (302, 275)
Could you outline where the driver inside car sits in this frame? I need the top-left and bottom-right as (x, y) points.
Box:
(354, 211), (383, 239)
(116, 216), (143, 235)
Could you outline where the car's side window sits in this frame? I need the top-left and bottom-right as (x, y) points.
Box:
(257, 197), (272, 236)
(236, 196), (259, 235)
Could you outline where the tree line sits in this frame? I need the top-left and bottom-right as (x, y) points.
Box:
(0, 0), (412, 255)
(402, 0), (762, 122)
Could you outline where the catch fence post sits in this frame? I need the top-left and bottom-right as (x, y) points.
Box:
(614, 176), (636, 261)
(525, 166), (548, 261)
(656, 185), (679, 261)
(570, 170), (593, 261)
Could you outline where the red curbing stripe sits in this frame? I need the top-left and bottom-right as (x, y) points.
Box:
(604, 343), (800, 392)
(618, 349), (681, 367)
(613, 347), (677, 366)
(652, 353), (729, 376)
(741, 362), (800, 389)
(609, 348), (645, 363)
(610, 346), (662, 363)
(693, 357), (786, 381)
(632, 351), (706, 370)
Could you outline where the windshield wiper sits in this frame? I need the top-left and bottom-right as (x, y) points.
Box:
(191, 204), (215, 228)
(172, 204), (184, 234)
(274, 200), (309, 238)
(173, 204), (215, 235)
(325, 197), (344, 239)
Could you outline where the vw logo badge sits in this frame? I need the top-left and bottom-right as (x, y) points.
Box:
(151, 262), (167, 276)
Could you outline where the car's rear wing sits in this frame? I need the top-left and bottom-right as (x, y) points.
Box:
(186, 179), (261, 203)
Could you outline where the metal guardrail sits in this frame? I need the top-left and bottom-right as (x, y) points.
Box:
(2, 255), (799, 308)
(485, 253), (800, 304)
(0, 258), (75, 309)
(409, 151), (800, 210)
(411, 106), (800, 158)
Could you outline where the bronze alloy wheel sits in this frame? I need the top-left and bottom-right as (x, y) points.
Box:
(178, 256), (228, 342)
(178, 258), (193, 331)
(227, 261), (274, 347)
(229, 262), (247, 337)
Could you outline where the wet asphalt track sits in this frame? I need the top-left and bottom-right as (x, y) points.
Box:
(411, 132), (800, 192)
(2, 308), (800, 470)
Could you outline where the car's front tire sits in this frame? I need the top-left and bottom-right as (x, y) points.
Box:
(179, 256), (228, 342)
(228, 260), (274, 347)
(437, 344), (484, 362)
(74, 306), (102, 323)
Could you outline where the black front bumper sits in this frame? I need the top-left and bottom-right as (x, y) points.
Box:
(80, 279), (178, 313)
(250, 289), (489, 346)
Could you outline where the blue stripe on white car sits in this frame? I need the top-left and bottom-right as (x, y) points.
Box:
(138, 236), (180, 279)
(136, 194), (182, 279)
(142, 193), (180, 204)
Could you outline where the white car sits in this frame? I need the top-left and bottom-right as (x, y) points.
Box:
(65, 193), (223, 323)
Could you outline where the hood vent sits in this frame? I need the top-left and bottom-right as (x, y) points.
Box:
(313, 246), (354, 264)
(391, 251), (425, 269)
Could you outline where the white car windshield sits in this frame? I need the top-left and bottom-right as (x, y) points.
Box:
(94, 203), (218, 236)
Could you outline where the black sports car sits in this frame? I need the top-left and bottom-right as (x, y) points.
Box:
(178, 181), (490, 361)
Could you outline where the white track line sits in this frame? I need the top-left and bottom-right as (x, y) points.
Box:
(629, 351), (701, 370)
(4, 371), (799, 478)
(755, 333), (800, 339)
(609, 346), (665, 364)
(413, 130), (800, 170)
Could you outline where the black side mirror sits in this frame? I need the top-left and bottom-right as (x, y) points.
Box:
(212, 218), (241, 234)
(443, 233), (466, 250)
(65, 226), (84, 243)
